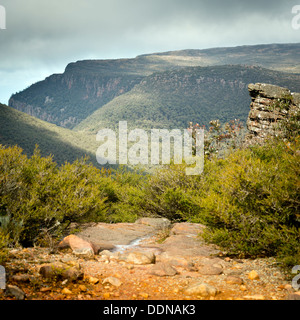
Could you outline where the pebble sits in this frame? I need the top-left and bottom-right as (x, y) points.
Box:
(248, 270), (260, 280)
(184, 282), (219, 297)
(139, 292), (149, 299)
(88, 276), (99, 284)
(198, 265), (223, 275)
(226, 275), (244, 285)
(102, 276), (122, 287)
(78, 284), (87, 292)
(62, 288), (72, 295)
(11, 274), (31, 282)
(103, 292), (110, 299)
(239, 285), (248, 291)
(148, 262), (178, 277)
(120, 251), (156, 265)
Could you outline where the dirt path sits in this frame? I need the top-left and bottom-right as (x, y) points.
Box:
(1, 218), (298, 300)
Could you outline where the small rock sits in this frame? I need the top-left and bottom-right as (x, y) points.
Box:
(62, 287), (72, 295)
(148, 262), (178, 277)
(11, 274), (31, 282)
(102, 277), (122, 287)
(120, 251), (155, 265)
(39, 262), (84, 281)
(198, 265), (223, 275)
(103, 292), (110, 299)
(158, 253), (194, 270)
(226, 275), (244, 285)
(88, 276), (99, 285)
(248, 270), (260, 280)
(139, 292), (149, 299)
(243, 294), (265, 300)
(78, 284), (87, 292)
(184, 282), (219, 297)
(73, 248), (94, 259)
(239, 285), (248, 291)
(5, 285), (26, 300)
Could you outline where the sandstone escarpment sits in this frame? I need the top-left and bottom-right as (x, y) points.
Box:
(245, 83), (300, 146)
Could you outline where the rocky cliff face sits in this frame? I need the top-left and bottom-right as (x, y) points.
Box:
(245, 83), (300, 146)
(9, 61), (144, 128)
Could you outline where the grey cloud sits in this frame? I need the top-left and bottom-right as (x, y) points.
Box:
(0, 0), (299, 103)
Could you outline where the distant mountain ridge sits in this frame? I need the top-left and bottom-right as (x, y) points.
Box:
(8, 43), (300, 131)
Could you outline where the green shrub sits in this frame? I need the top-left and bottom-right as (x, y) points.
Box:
(0, 145), (110, 246)
(141, 163), (202, 220)
(107, 167), (148, 223)
(197, 138), (300, 264)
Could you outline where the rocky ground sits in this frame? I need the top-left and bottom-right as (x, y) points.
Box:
(1, 218), (299, 301)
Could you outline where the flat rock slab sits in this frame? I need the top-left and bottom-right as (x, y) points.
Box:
(76, 218), (170, 246)
(159, 234), (219, 257)
(74, 218), (219, 261)
(170, 222), (206, 236)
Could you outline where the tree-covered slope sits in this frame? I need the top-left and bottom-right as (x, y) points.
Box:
(0, 104), (99, 166)
(74, 65), (300, 132)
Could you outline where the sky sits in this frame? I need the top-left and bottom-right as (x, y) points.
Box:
(0, 0), (299, 104)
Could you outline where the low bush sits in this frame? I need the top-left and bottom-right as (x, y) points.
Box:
(0, 146), (110, 246)
(196, 138), (300, 266)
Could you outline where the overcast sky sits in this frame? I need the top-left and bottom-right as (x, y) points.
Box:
(0, 0), (299, 104)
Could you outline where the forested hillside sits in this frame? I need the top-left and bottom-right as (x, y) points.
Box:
(0, 104), (98, 166)
(75, 65), (300, 132)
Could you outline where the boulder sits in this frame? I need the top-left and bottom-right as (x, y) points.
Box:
(58, 234), (100, 257)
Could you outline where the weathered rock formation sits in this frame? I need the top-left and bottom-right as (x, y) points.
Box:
(245, 83), (300, 146)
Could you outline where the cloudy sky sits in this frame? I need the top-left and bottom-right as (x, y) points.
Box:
(0, 0), (299, 104)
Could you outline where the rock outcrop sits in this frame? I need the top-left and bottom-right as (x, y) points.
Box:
(244, 83), (300, 146)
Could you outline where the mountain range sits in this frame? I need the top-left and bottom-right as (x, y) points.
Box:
(2, 43), (300, 165)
